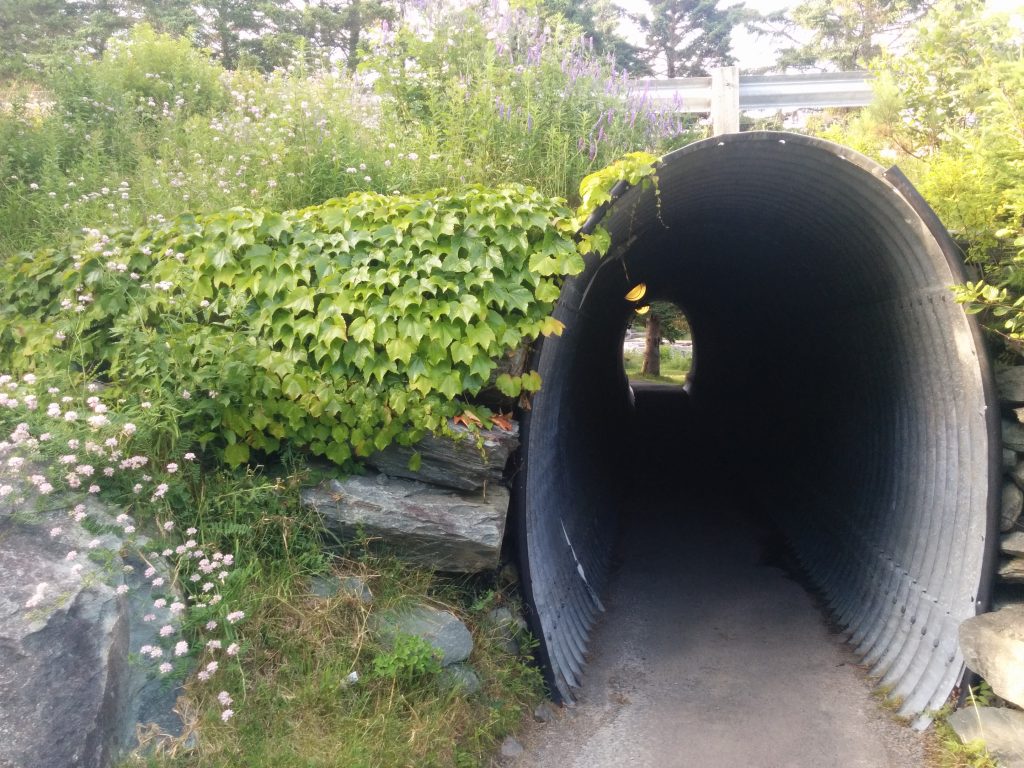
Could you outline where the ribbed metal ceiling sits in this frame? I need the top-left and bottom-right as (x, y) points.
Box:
(514, 132), (999, 720)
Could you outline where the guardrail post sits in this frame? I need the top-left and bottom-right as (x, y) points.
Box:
(711, 66), (741, 135)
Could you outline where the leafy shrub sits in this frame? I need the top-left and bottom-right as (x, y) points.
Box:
(51, 24), (228, 123)
(372, 634), (443, 683)
(0, 185), (584, 467)
(815, 0), (1023, 353)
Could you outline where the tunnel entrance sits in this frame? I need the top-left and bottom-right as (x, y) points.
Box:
(513, 132), (1001, 720)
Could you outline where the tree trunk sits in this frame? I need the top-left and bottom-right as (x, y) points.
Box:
(215, 2), (236, 70)
(345, 0), (362, 71)
(641, 313), (661, 377)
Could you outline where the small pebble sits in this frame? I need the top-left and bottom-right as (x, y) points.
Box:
(500, 736), (524, 759)
(533, 700), (559, 723)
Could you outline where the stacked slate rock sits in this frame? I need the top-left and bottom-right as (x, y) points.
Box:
(302, 420), (519, 573)
(997, 367), (1024, 590)
(954, 607), (1024, 767)
(948, 366), (1024, 766)
(301, 420), (525, 699)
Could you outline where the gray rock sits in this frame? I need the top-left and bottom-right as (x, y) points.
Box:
(1007, 420), (1024, 452)
(309, 574), (374, 604)
(372, 604), (473, 667)
(947, 707), (1024, 767)
(0, 523), (126, 768)
(341, 576), (374, 604)
(0, 483), (183, 768)
(998, 367), (1024, 405)
(1012, 459), (1024, 488)
(441, 663), (481, 694)
(1008, 450), (1021, 471)
(302, 475), (509, 572)
(1000, 559), (1024, 583)
(500, 736), (525, 760)
(310, 573), (341, 598)
(366, 422), (518, 492)
(119, 546), (186, 746)
(534, 700), (560, 723)
(485, 606), (528, 655)
(960, 606), (1024, 707)
(1004, 482), (1024, 533)
(1004, 532), (1024, 557)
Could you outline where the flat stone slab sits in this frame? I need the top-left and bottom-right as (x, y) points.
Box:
(1004, 532), (1024, 557)
(998, 367), (1024, 405)
(1006, 420), (1024, 452)
(302, 475), (509, 572)
(366, 421), (518, 492)
(960, 606), (1024, 708)
(1000, 559), (1024, 583)
(948, 707), (1024, 768)
(372, 604), (473, 667)
(1004, 481), (1024, 533)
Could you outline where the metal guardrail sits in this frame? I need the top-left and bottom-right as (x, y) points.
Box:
(635, 70), (874, 113)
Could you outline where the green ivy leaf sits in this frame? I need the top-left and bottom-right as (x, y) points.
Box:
(495, 373), (522, 397)
(224, 442), (250, 467)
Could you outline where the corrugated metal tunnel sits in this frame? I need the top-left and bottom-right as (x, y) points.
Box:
(513, 132), (1001, 720)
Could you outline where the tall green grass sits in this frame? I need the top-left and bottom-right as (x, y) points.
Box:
(0, 10), (698, 261)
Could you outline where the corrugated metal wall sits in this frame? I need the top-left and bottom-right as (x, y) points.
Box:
(514, 132), (999, 720)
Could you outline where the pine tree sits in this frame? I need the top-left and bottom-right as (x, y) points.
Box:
(638, 0), (747, 78)
(754, 0), (933, 71)
(537, 0), (650, 74)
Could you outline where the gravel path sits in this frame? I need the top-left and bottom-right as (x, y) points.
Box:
(506, 492), (928, 768)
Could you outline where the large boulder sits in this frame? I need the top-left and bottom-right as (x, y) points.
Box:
(959, 606), (1024, 708)
(0, 470), (183, 768)
(366, 422), (518, 492)
(0, 516), (127, 768)
(947, 707), (1024, 768)
(302, 474), (509, 572)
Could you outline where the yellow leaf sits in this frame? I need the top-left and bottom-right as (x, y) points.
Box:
(540, 317), (565, 337)
(624, 283), (647, 302)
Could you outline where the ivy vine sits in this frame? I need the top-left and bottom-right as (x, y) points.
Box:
(0, 156), (660, 468)
(2, 185), (583, 466)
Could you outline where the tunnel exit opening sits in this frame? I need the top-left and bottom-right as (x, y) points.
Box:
(621, 299), (694, 389)
(513, 132), (999, 722)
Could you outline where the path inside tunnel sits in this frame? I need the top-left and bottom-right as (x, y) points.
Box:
(510, 384), (928, 768)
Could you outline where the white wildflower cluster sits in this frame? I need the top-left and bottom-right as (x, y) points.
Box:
(1, 375), (243, 725)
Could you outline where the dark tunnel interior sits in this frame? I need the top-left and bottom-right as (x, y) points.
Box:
(513, 132), (1000, 721)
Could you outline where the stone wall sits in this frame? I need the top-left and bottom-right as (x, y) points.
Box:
(947, 367), (1024, 766)
(995, 367), (1024, 602)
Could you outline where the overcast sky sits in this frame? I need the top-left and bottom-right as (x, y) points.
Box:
(613, 0), (1024, 71)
